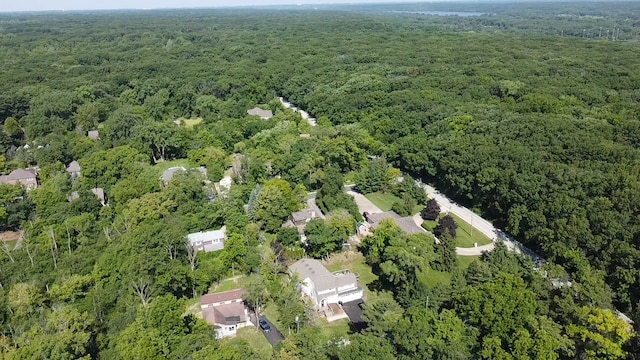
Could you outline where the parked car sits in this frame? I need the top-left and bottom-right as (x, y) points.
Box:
(259, 317), (271, 333)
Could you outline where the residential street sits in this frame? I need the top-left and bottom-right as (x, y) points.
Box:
(418, 181), (544, 262)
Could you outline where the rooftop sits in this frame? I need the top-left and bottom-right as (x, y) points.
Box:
(202, 302), (246, 326)
(367, 211), (426, 235)
(161, 166), (186, 183)
(289, 258), (358, 293)
(0, 168), (37, 183)
(66, 161), (81, 173)
(291, 209), (317, 223)
(247, 107), (273, 120)
(201, 289), (244, 306)
(187, 226), (226, 245)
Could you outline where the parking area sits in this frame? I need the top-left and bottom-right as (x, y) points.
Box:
(341, 300), (367, 332)
(250, 313), (284, 346)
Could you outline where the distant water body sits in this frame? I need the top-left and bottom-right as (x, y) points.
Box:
(391, 11), (485, 17)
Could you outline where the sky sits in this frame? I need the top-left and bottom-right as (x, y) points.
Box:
(1, 0), (431, 12)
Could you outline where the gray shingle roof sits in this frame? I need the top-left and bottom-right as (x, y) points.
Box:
(289, 258), (357, 293)
(247, 107), (273, 120)
(66, 161), (81, 173)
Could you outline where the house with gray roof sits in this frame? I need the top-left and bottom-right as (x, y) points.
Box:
(66, 161), (81, 183)
(289, 258), (363, 309)
(364, 211), (426, 235)
(0, 168), (39, 191)
(68, 188), (107, 206)
(87, 130), (99, 140)
(187, 226), (226, 253)
(247, 107), (273, 120)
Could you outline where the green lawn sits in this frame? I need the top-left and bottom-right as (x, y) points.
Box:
(343, 171), (357, 185)
(154, 158), (191, 177)
(365, 192), (422, 214)
(364, 192), (402, 211)
(210, 276), (248, 293)
(316, 318), (351, 339)
(458, 255), (481, 270)
(419, 267), (452, 287)
(231, 326), (273, 359)
(421, 213), (492, 248)
(175, 117), (203, 128)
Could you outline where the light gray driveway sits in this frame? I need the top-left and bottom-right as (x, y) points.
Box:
(346, 190), (383, 215)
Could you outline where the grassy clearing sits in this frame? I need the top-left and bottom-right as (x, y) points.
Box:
(458, 255), (481, 270)
(343, 171), (357, 185)
(315, 318), (351, 339)
(419, 267), (451, 287)
(154, 158), (190, 176)
(364, 192), (402, 211)
(421, 213), (492, 248)
(175, 117), (203, 128)
(210, 275), (248, 293)
(231, 326), (273, 359)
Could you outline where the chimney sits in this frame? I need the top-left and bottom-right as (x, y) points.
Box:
(311, 211), (316, 219)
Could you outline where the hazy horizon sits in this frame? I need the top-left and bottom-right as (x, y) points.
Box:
(0, 0), (446, 13)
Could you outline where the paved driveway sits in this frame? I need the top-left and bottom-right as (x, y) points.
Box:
(346, 191), (383, 215)
(250, 313), (284, 346)
(342, 300), (367, 332)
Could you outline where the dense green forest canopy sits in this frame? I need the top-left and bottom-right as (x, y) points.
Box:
(1, 2), (640, 358)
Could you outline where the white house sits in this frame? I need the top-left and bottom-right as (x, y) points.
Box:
(289, 258), (363, 309)
(201, 289), (253, 339)
(187, 226), (226, 253)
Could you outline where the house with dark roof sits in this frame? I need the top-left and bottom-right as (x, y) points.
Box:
(247, 107), (273, 120)
(200, 289), (252, 339)
(187, 226), (226, 253)
(0, 169), (39, 191)
(289, 258), (363, 310)
(66, 161), (81, 183)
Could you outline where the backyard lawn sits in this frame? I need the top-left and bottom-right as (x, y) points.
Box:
(210, 275), (249, 293)
(231, 327), (273, 359)
(154, 158), (190, 176)
(315, 318), (351, 339)
(421, 213), (492, 248)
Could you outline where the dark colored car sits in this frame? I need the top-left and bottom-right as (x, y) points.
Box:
(259, 318), (271, 333)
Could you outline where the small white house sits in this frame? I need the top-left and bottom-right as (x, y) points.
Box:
(289, 258), (363, 309)
(201, 289), (253, 339)
(187, 226), (226, 253)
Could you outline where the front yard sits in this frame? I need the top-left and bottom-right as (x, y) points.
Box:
(364, 192), (423, 214)
(422, 213), (492, 248)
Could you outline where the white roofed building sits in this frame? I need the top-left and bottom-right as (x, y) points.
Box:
(289, 258), (363, 310)
(187, 226), (226, 253)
